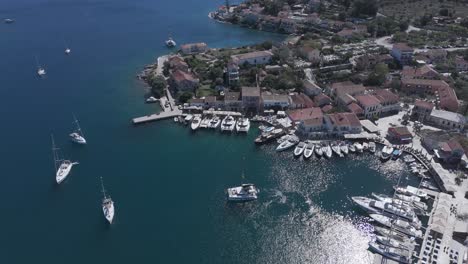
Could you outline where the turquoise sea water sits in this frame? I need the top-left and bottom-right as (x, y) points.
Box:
(0, 1), (416, 263)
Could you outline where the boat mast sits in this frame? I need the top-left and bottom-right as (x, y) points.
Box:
(73, 114), (84, 137)
(51, 134), (59, 171)
(100, 177), (107, 199)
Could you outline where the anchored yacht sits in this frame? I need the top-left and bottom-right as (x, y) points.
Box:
(220, 115), (236, 132)
(208, 116), (221, 129)
(227, 184), (259, 202)
(165, 37), (176, 48)
(100, 177), (115, 224)
(70, 115), (87, 144)
(52, 135), (77, 184)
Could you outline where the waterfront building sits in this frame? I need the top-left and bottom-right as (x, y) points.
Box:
(412, 100), (434, 121)
(287, 107), (323, 123)
(330, 81), (366, 106)
(434, 139), (465, 164)
(355, 94), (381, 120)
(169, 70), (199, 92)
(400, 78), (450, 95)
(241, 86), (261, 112)
(387, 127), (413, 144)
(224, 92), (242, 111)
(391, 43), (414, 65)
(180, 42), (208, 55)
(187, 98), (204, 108)
(261, 94), (290, 110)
(231, 50), (273, 66)
(373, 89), (400, 117)
(324, 113), (362, 137)
(428, 109), (466, 131)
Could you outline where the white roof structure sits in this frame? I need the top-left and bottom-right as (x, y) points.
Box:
(430, 109), (466, 124)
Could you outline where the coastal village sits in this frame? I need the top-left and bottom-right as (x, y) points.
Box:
(132, 0), (468, 263)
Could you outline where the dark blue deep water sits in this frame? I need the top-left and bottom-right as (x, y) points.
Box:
(0, 1), (415, 263)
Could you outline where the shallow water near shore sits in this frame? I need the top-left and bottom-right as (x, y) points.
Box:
(1, 0), (416, 263)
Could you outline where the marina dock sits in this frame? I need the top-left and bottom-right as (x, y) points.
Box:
(132, 110), (181, 124)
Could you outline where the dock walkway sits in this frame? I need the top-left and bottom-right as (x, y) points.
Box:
(132, 109), (181, 124)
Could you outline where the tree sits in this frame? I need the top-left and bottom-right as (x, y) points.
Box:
(208, 67), (223, 81)
(351, 0), (378, 17)
(149, 75), (167, 97)
(365, 63), (389, 86)
(439, 8), (449, 16)
(178, 91), (193, 104)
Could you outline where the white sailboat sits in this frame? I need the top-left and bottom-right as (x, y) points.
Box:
(70, 115), (87, 144)
(35, 56), (46, 77)
(63, 39), (71, 55)
(52, 134), (77, 184)
(100, 177), (115, 224)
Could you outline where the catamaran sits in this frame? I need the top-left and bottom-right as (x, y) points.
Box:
(100, 177), (115, 224)
(236, 117), (250, 133)
(226, 166), (259, 202)
(221, 115), (236, 132)
(52, 134), (77, 184)
(70, 115), (87, 144)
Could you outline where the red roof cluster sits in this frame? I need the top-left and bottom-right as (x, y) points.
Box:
(287, 107), (323, 122)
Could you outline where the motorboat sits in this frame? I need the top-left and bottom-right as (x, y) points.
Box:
(236, 117), (250, 133)
(354, 142), (364, 152)
(369, 142), (376, 153)
(368, 242), (410, 264)
(340, 143), (348, 155)
(191, 115), (201, 130)
(208, 116), (221, 129)
(165, 37), (176, 47)
(348, 143), (356, 153)
(331, 143), (341, 156)
(69, 115), (87, 144)
(392, 149), (402, 160)
(65, 48), (71, 55)
(371, 193), (427, 215)
(254, 128), (284, 145)
(380, 145), (394, 161)
(420, 181), (439, 191)
(363, 142), (369, 151)
(226, 184), (259, 202)
(184, 114), (194, 123)
(352, 196), (418, 223)
(315, 144), (323, 157)
(173, 117), (179, 123)
(146, 96), (158, 103)
(375, 235), (409, 250)
(200, 116), (210, 128)
(370, 214), (422, 238)
(52, 135), (77, 184)
(4, 18), (14, 24)
(276, 135), (299, 152)
(403, 155), (415, 163)
(100, 177), (115, 224)
(303, 142), (314, 159)
(324, 144), (332, 158)
(374, 226), (412, 243)
(37, 67), (46, 76)
(393, 186), (428, 199)
(221, 115), (236, 132)
(294, 142), (307, 157)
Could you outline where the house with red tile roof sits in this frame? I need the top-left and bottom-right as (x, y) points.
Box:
(324, 112), (362, 136)
(435, 138), (465, 164)
(373, 89), (400, 117)
(314, 93), (332, 107)
(347, 102), (364, 118)
(455, 56), (468, 72)
(289, 94), (314, 109)
(287, 107), (323, 122)
(231, 50), (273, 66)
(387, 127), (413, 144)
(169, 70), (199, 92)
(355, 94), (381, 119)
(391, 43), (414, 65)
(436, 85), (459, 112)
(401, 65), (440, 80)
(321, 104), (333, 113)
(330, 81), (366, 106)
(412, 100), (434, 121)
(168, 56), (189, 72)
(400, 78), (450, 95)
(180, 42), (208, 55)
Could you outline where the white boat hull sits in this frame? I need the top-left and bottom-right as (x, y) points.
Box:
(102, 200), (115, 224)
(70, 133), (87, 144)
(56, 161), (74, 184)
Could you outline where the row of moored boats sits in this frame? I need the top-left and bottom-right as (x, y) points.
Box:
(182, 114), (250, 133)
(352, 186), (431, 263)
(276, 136), (377, 159)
